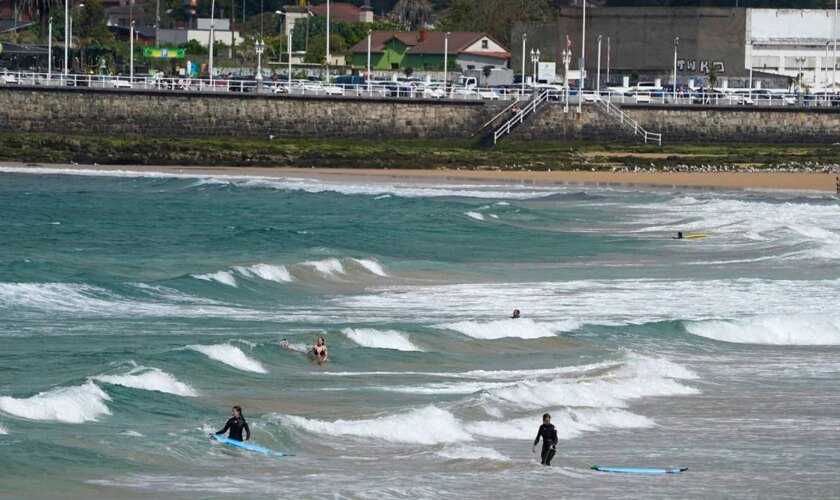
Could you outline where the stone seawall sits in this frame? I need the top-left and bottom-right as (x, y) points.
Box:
(513, 103), (840, 143)
(3, 86), (840, 144)
(0, 86), (504, 139)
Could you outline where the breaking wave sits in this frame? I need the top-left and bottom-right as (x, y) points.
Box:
(91, 367), (198, 397)
(438, 318), (580, 340)
(342, 328), (422, 351)
(0, 382), (111, 424)
(186, 344), (268, 373)
(685, 315), (840, 345)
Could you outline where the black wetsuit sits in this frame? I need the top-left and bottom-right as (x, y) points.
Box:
(216, 416), (250, 442)
(534, 423), (558, 466)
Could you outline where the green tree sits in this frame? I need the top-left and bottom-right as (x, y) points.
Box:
(403, 65), (414, 77)
(14, 0), (62, 42)
(390, 0), (434, 29)
(75, 0), (113, 50)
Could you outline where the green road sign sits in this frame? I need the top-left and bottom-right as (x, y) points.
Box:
(143, 47), (186, 59)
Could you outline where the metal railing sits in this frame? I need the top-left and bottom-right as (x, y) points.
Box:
(493, 91), (551, 144)
(595, 95), (662, 145)
(3, 71), (840, 109)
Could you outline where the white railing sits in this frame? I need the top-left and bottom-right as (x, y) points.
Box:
(595, 96), (662, 145)
(3, 71), (839, 108)
(493, 90), (551, 144)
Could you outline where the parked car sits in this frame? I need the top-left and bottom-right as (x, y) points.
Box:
(229, 75), (257, 92)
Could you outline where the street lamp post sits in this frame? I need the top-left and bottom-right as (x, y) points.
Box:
(444, 31), (450, 89)
(155, 0), (160, 46)
(275, 11), (292, 91)
(367, 29), (372, 94)
(520, 33), (526, 97)
(596, 34), (601, 94)
(64, 0), (69, 76)
(749, 40), (754, 101)
(530, 48), (540, 83)
(795, 55), (806, 93)
(563, 48), (571, 113)
(130, 20), (135, 83)
(48, 17), (52, 81)
(579, 0), (586, 114)
(255, 39), (265, 89)
(834, 0), (837, 89)
(209, 0), (216, 87)
(606, 36), (610, 85)
(673, 37), (679, 102)
(325, 0), (330, 82)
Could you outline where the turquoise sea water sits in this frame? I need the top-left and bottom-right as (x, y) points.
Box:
(1, 167), (839, 499)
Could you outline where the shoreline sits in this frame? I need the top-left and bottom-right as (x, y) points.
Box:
(2, 162), (839, 193)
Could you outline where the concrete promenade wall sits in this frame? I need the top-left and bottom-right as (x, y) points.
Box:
(0, 86), (504, 139)
(513, 103), (840, 144)
(2, 86), (840, 144)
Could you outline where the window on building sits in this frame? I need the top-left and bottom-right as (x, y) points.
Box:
(467, 65), (475, 70)
(481, 40), (489, 49)
(391, 63), (399, 70)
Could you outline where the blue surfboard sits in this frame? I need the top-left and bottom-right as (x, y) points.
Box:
(212, 434), (291, 457)
(592, 465), (687, 474)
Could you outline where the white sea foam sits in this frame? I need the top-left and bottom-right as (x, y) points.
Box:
(234, 264), (294, 283)
(350, 258), (388, 277)
(119, 430), (144, 437)
(0, 424), (7, 435)
(0, 382), (111, 424)
(320, 360), (620, 380)
(187, 344), (268, 373)
(192, 271), (238, 287)
(439, 318), (578, 340)
(686, 315), (840, 345)
(0, 282), (274, 322)
(435, 445), (509, 461)
(342, 328), (422, 351)
(338, 279), (840, 327)
(281, 406), (473, 445)
(302, 258), (346, 276)
(465, 408), (655, 441)
(92, 367), (198, 397)
(465, 211), (485, 221)
(0, 166), (565, 199)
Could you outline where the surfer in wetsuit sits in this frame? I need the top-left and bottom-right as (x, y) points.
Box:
(215, 405), (251, 442)
(673, 231), (684, 240)
(532, 413), (558, 466)
(511, 309), (521, 319)
(308, 337), (329, 362)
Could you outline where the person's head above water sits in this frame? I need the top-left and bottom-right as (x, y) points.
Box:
(316, 337), (325, 346)
(542, 413), (551, 424)
(512, 309), (521, 319)
(232, 405), (243, 418)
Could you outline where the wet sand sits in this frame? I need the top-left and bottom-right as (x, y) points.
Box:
(3, 163), (839, 193)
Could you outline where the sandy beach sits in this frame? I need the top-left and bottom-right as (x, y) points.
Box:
(3, 162), (838, 193)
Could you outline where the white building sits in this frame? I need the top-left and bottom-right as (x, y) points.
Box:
(159, 18), (243, 48)
(747, 9), (840, 89)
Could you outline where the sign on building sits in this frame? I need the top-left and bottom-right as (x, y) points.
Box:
(143, 47), (186, 59)
(538, 62), (557, 83)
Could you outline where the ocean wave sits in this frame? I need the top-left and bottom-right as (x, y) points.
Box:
(91, 367), (198, 397)
(192, 271), (238, 287)
(339, 279), (840, 327)
(192, 257), (388, 287)
(0, 166), (565, 200)
(0, 382), (111, 424)
(438, 318), (579, 340)
(685, 315), (840, 345)
(186, 344), (268, 373)
(465, 408), (654, 441)
(435, 445), (509, 461)
(0, 282), (263, 320)
(342, 328), (422, 351)
(278, 405), (655, 446)
(465, 212), (485, 221)
(233, 264), (294, 283)
(320, 360), (620, 380)
(280, 406), (473, 445)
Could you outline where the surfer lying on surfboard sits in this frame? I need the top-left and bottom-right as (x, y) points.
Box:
(215, 405), (250, 442)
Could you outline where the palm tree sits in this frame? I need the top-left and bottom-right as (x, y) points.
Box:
(15, 0), (63, 42)
(390, 0), (434, 30)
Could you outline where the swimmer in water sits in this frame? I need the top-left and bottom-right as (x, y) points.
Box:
(308, 337), (329, 362)
(281, 338), (292, 350)
(511, 309), (521, 319)
(673, 231), (684, 240)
